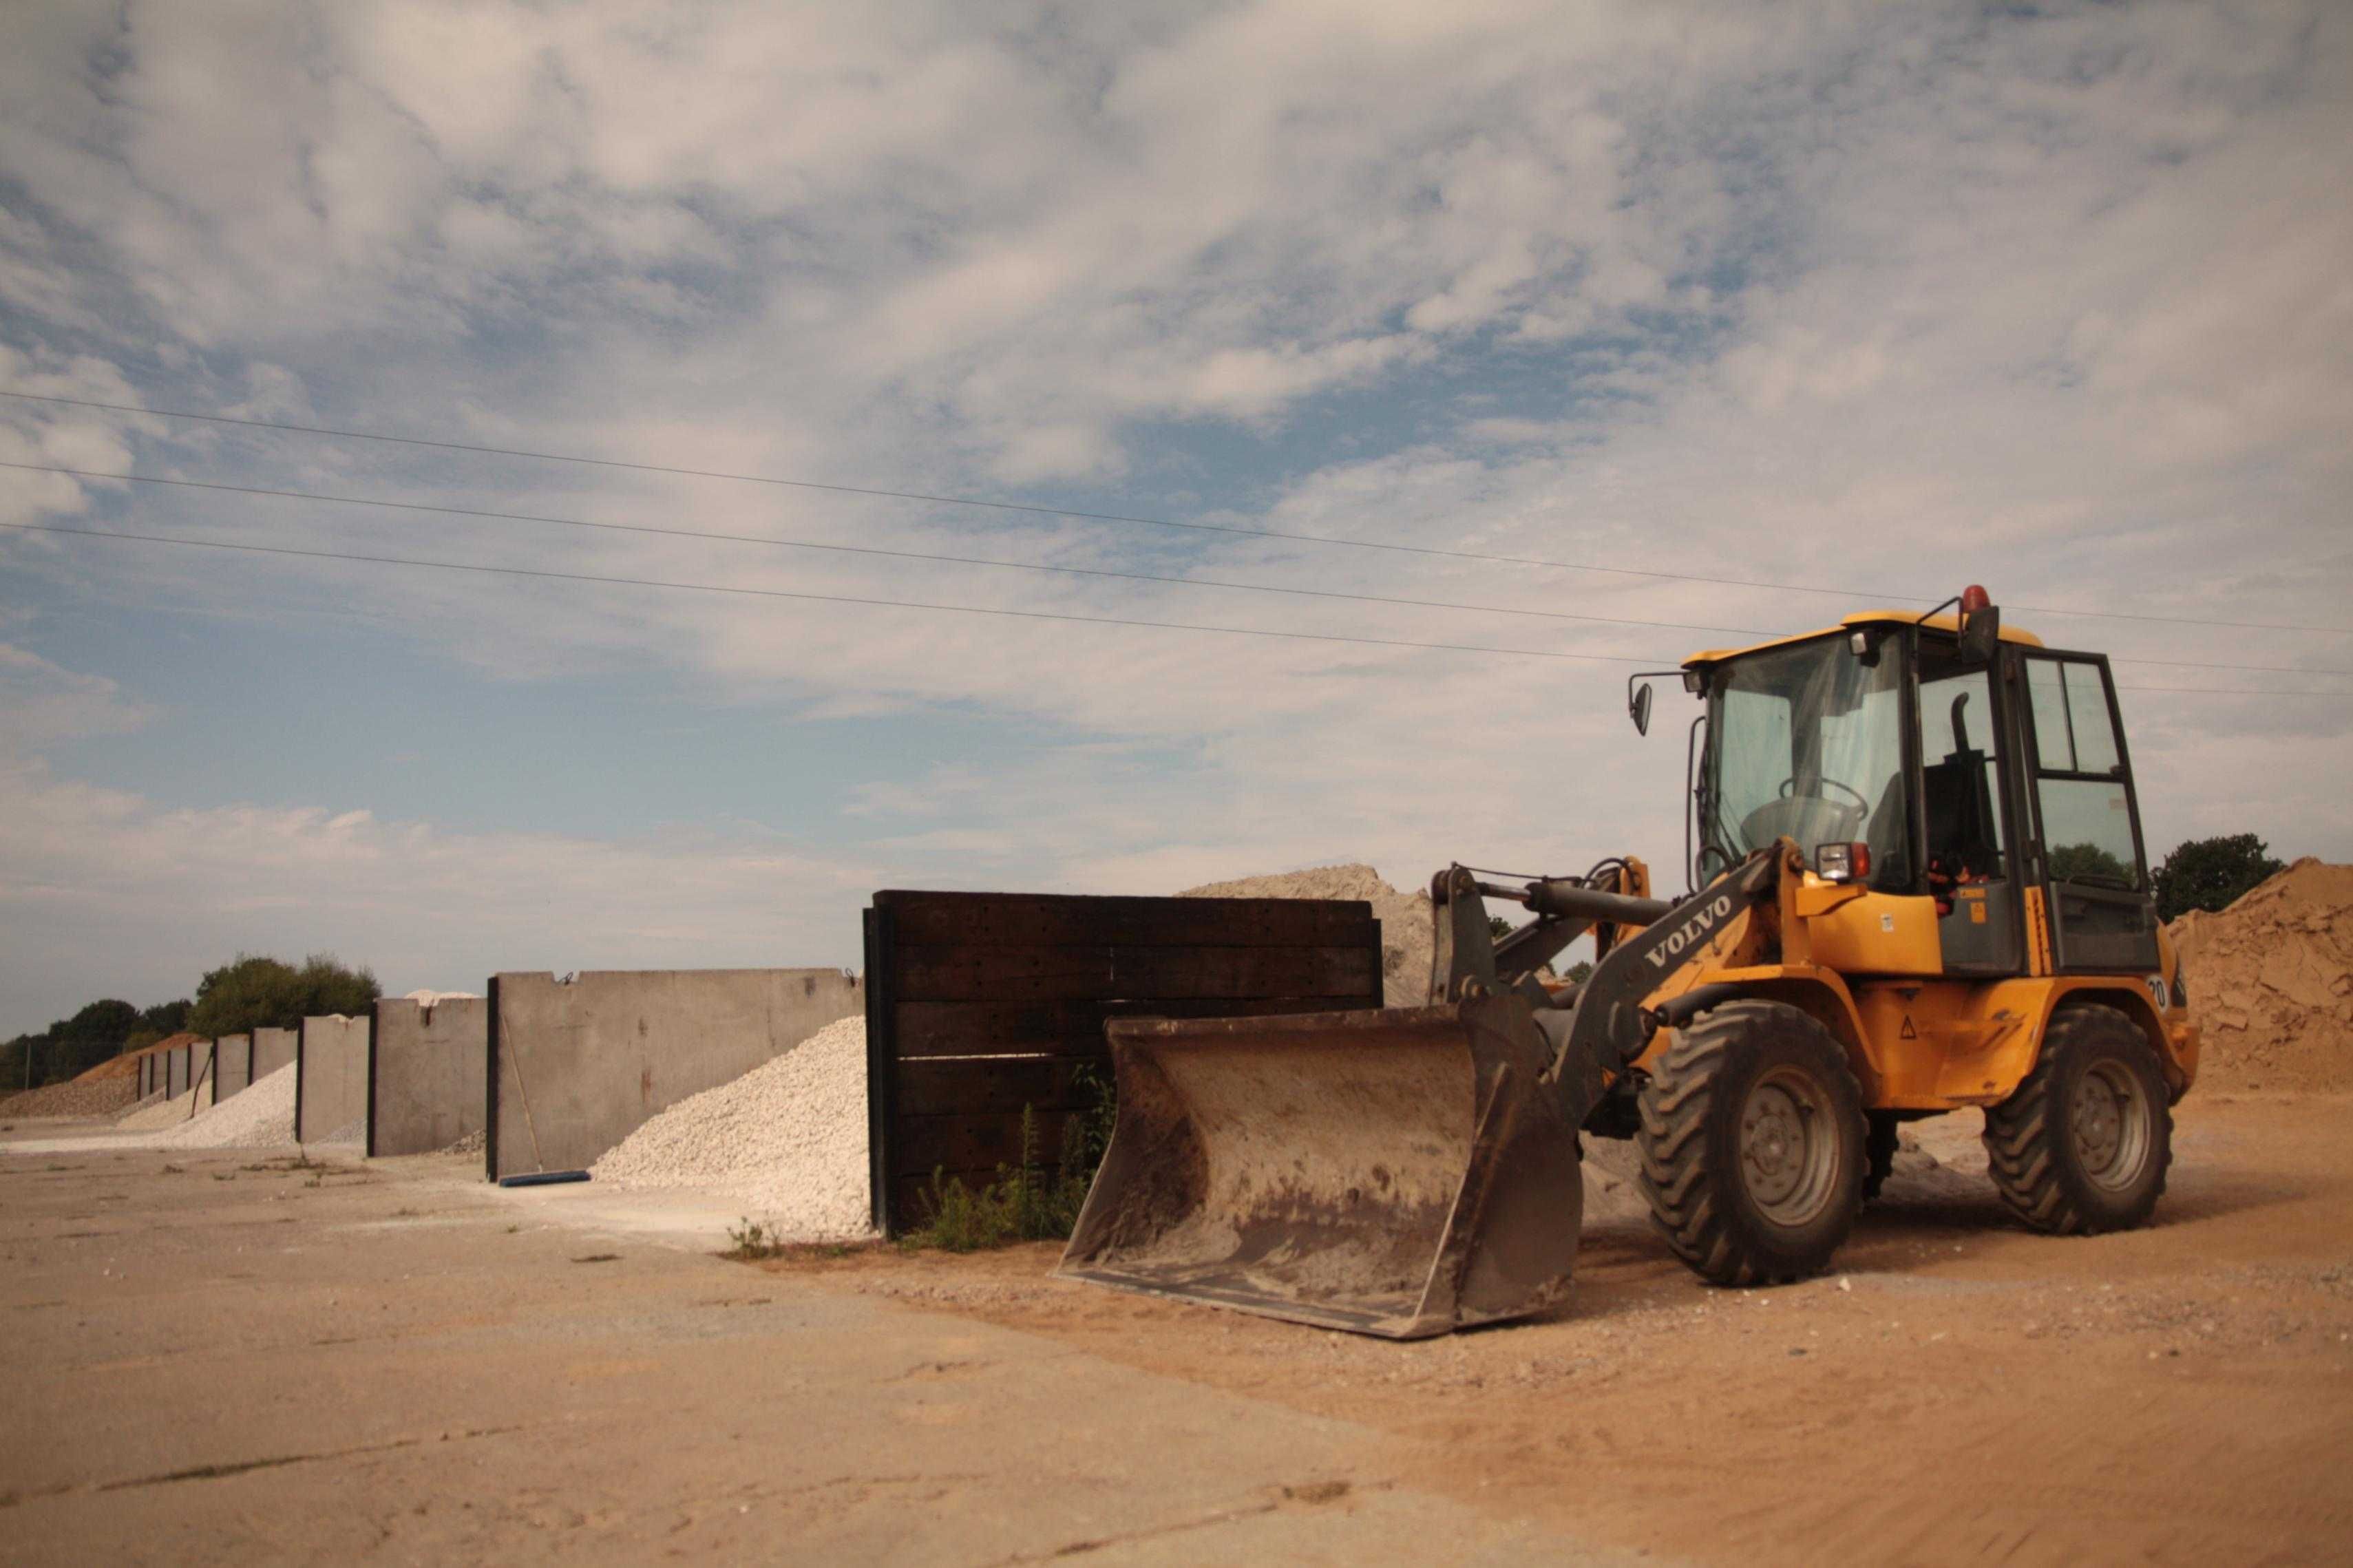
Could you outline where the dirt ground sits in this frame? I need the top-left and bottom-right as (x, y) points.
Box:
(0, 1138), (1621, 1565)
(766, 1092), (2353, 1567)
(6, 1093), (2350, 1565)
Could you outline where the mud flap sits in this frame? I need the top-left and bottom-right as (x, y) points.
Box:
(1055, 999), (1584, 1339)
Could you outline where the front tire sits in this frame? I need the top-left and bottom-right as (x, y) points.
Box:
(1983, 1004), (2171, 1234)
(1638, 1000), (1867, 1286)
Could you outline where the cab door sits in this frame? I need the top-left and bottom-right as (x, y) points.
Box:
(2013, 652), (2162, 973)
(1914, 639), (2026, 975)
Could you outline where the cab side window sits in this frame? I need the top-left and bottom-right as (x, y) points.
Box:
(2024, 659), (2139, 888)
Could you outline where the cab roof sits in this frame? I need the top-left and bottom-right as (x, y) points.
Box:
(1682, 608), (2046, 670)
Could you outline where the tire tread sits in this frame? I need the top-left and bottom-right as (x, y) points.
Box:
(1637, 999), (1864, 1287)
(1982, 1004), (2172, 1235)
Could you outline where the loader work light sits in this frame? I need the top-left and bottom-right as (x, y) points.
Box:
(1815, 841), (1870, 882)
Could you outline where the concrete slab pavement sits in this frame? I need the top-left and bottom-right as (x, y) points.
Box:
(0, 1137), (1632, 1567)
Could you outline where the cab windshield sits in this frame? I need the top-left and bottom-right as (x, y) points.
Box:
(1702, 635), (1907, 887)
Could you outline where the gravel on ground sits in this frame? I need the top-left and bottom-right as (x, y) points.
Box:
(591, 1014), (872, 1241)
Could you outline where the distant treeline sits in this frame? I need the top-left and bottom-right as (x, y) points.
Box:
(1, 953), (376, 1091)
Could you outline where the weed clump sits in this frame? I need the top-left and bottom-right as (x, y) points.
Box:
(908, 1072), (1115, 1252)
(724, 1218), (790, 1260)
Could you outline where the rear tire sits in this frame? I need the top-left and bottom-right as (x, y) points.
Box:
(1638, 1000), (1867, 1286)
(1983, 1004), (2171, 1234)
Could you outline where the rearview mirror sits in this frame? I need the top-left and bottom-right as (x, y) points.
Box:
(1959, 602), (2001, 666)
(1630, 681), (1654, 736)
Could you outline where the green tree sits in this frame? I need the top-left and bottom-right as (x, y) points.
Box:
(59, 999), (140, 1079)
(1, 1030), (43, 1092)
(2152, 834), (2285, 923)
(2048, 842), (2135, 887)
(1, 1000), (144, 1088)
(188, 953), (377, 1035)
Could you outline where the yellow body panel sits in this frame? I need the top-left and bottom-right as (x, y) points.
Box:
(2022, 887), (2054, 976)
(1797, 887), (1945, 977)
(1620, 845), (2201, 1112)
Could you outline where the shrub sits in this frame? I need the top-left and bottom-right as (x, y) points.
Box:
(909, 1068), (1117, 1252)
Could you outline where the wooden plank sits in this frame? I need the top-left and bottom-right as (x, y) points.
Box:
(892, 995), (1362, 1058)
(895, 1111), (1083, 1176)
(894, 1056), (1108, 1118)
(892, 942), (1379, 1004)
(874, 889), (1378, 949)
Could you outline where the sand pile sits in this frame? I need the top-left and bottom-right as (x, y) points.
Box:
(73, 1032), (200, 1083)
(2168, 859), (2353, 1093)
(149, 1064), (297, 1149)
(1179, 863), (1435, 1007)
(0, 1076), (139, 1121)
(1581, 1137), (1654, 1225)
(591, 1015), (872, 1240)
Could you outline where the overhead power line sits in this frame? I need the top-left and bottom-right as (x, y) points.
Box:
(0, 520), (1668, 666)
(4, 518), (2345, 699)
(3, 459), (2341, 679)
(0, 461), (1784, 641)
(3, 387), (2342, 636)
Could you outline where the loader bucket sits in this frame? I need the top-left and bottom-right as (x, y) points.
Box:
(1055, 999), (1584, 1339)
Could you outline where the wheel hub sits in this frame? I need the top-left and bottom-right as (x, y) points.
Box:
(1740, 1070), (1838, 1225)
(2072, 1059), (2151, 1190)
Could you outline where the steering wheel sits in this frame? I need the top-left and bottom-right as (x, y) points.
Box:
(1777, 775), (1870, 810)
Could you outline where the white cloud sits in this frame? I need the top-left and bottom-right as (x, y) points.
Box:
(0, 644), (152, 745)
(0, 1), (2348, 1031)
(0, 756), (878, 1020)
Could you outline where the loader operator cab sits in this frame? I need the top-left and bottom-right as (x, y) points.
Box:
(1669, 588), (2161, 978)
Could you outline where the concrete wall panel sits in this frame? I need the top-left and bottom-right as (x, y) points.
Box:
(489, 969), (862, 1180)
(189, 1039), (216, 1107)
(251, 1027), (297, 1083)
(297, 1016), (370, 1142)
(370, 997), (488, 1157)
(167, 1047), (187, 1099)
(213, 1034), (253, 1099)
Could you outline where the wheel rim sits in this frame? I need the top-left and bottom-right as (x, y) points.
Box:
(2071, 1057), (2153, 1191)
(1739, 1066), (1842, 1226)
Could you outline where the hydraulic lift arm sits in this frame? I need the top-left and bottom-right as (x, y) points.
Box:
(1431, 847), (1784, 1123)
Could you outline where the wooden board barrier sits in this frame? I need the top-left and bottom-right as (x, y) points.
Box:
(863, 889), (1384, 1234)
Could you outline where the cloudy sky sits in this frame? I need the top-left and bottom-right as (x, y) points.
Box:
(2, 1), (2348, 1032)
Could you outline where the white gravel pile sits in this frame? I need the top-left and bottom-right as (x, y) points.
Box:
(119, 1085), (203, 1131)
(150, 1064), (297, 1149)
(591, 1014), (871, 1241)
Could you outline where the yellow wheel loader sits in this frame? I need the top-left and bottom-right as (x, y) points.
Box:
(1058, 588), (2199, 1337)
